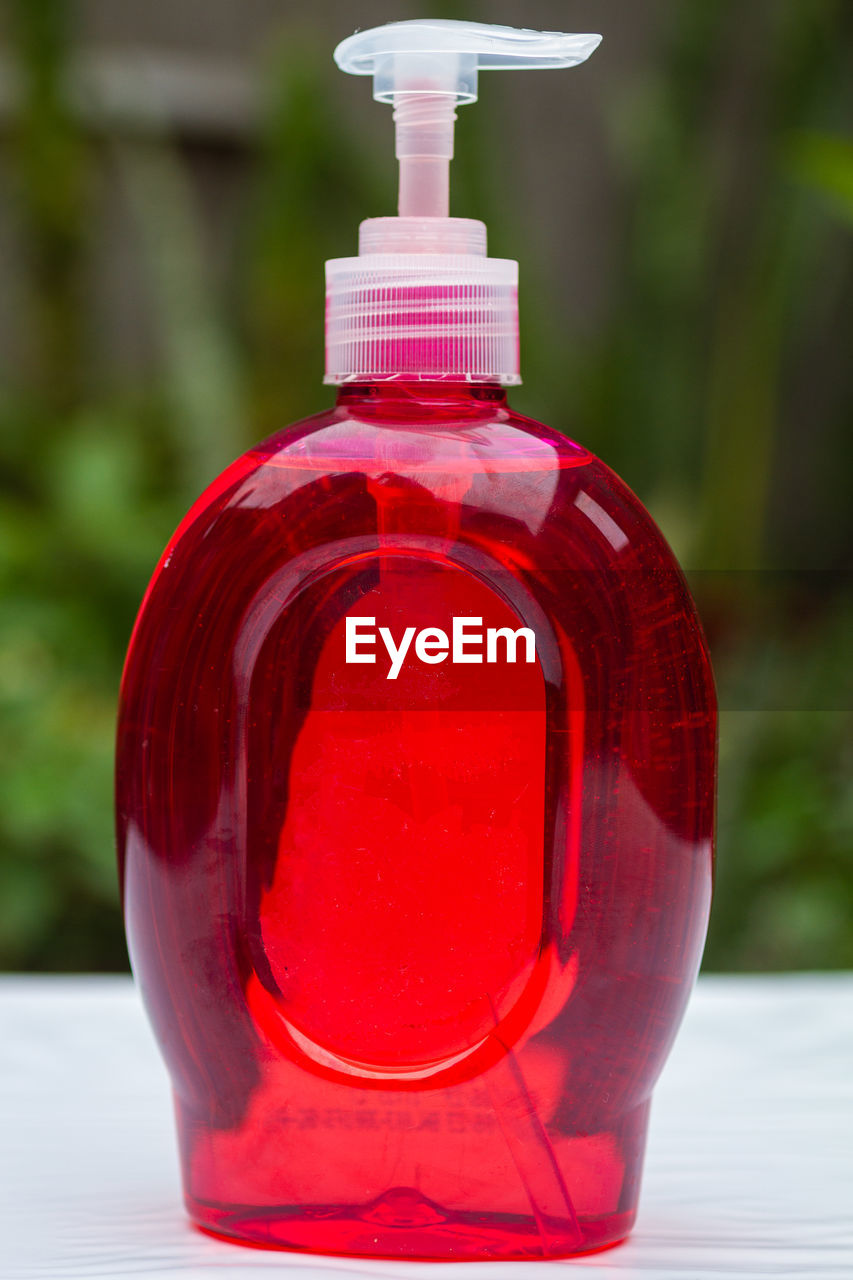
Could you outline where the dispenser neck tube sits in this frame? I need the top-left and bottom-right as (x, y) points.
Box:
(394, 94), (457, 218)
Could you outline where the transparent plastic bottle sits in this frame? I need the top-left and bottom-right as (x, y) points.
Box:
(117, 22), (716, 1261)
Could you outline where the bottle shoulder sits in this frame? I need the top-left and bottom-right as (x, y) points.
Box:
(156, 399), (686, 588)
(249, 400), (594, 476)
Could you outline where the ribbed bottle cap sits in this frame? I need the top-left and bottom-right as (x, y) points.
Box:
(324, 218), (520, 385)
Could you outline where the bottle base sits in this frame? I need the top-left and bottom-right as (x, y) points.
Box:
(188, 1190), (635, 1260)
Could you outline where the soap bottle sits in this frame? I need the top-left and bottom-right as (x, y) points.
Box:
(116, 20), (716, 1262)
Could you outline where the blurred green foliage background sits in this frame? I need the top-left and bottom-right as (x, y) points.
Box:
(0, 0), (851, 972)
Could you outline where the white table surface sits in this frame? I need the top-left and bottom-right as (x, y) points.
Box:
(1, 974), (851, 1280)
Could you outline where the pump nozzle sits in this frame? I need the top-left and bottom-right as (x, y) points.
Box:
(334, 19), (601, 218)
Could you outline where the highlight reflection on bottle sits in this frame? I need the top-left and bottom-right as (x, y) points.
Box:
(116, 20), (716, 1262)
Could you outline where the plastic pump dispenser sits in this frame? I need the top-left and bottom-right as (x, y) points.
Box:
(117, 16), (716, 1265)
(325, 21), (601, 385)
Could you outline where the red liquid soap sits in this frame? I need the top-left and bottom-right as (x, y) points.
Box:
(117, 19), (715, 1260)
(117, 382), (715, 1259)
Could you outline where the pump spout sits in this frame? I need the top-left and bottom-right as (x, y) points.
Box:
(334, 20), (602, 221)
